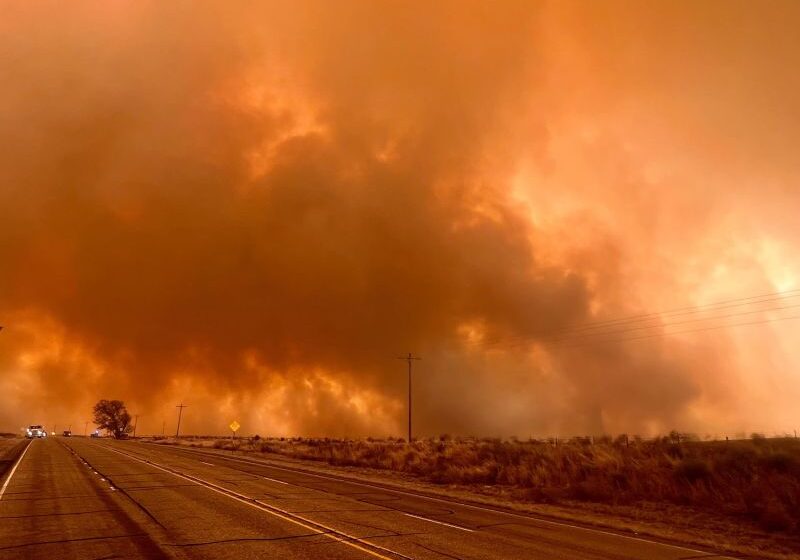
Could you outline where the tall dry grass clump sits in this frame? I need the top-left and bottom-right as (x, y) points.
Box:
(233, 434), (800, 534)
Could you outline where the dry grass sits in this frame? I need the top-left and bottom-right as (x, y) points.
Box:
(202, 433), (800, 536)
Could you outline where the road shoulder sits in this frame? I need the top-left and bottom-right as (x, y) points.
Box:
(0, 439), (28, 484)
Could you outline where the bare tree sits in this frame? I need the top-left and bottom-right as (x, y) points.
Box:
(92, 399), (133, 439)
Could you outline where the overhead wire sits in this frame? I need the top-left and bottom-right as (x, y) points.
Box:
(461, 288), (800, 351)
(551, 287), (800, 333)
(554, 313), (800, 350)
(545, 301), (800, 345)
(475, 288), (800, 348)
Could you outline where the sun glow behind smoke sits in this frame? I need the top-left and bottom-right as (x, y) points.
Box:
(1, 1), (800, 437)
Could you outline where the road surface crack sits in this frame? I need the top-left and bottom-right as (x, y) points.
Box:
(0, 533), (149, 552)
(168, 533), (327, 547)
(413, 542), (465, 560)
(0, 509), (112, 519)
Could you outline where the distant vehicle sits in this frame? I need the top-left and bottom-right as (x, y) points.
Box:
(90, 430), (100, 438)
(26, 425), (47, 438)
(62, 430), (72, 437)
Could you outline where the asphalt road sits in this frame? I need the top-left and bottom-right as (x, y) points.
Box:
(0, 438), (737, 560)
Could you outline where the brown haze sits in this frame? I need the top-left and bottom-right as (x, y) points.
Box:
(1, 1), (799, 437)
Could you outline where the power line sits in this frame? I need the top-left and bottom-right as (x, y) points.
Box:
(554, 291), (800, 335)
(475, 288), (800, 348)
(543, 301), (800, 346)
(466, 289), (800, 351)
(468, 289), (800, 348)
(554, 287), (800, 333)
(554, 312), (800, 350)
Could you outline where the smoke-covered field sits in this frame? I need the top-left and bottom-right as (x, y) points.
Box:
(3, 1), (800, 439)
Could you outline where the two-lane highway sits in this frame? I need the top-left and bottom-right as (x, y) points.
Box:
(0, 437), (737, 559)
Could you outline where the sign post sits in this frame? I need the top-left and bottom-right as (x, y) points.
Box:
(229, 420), (240, 444)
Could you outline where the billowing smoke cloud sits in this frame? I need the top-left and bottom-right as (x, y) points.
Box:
(1, 1), (799, 437)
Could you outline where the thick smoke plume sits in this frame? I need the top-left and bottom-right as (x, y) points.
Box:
(2, 1), (799, 437)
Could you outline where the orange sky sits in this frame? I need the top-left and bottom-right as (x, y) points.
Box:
(1, 1), (799, 437)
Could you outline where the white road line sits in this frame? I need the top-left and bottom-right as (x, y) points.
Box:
(0, 440), (32, 501)
(404, 513), (473, 532)
(200, 461), (214, 466)
(95, 443), (409, 560)
(263, 476), (290, 485)
(156, 445), (740, 559)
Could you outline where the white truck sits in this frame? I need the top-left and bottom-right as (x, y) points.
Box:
(26, 425), (47, 438)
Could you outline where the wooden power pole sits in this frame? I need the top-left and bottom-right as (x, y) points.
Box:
(397, 353), (421, 443)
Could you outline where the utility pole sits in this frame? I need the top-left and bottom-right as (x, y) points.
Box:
(162, 420), (166, 437)
(84, 421), (89, 436)
(175, 403), (188, 438)
(133, 415), (139, 438)
(397, 353), (421, 443)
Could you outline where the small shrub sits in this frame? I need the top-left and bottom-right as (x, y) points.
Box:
(674, 458), (711, 483)
(665, 443), (684, 459)
(572, 476), (614, 502)
(761, 452), (797, 473)
(758, 498), (794, 532)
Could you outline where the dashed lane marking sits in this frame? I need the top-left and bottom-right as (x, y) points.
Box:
(263, 476), (290, 485)
(404, 513), (473, 532)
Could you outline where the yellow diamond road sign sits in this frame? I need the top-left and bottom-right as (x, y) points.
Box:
(229, 421), (240, 433)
